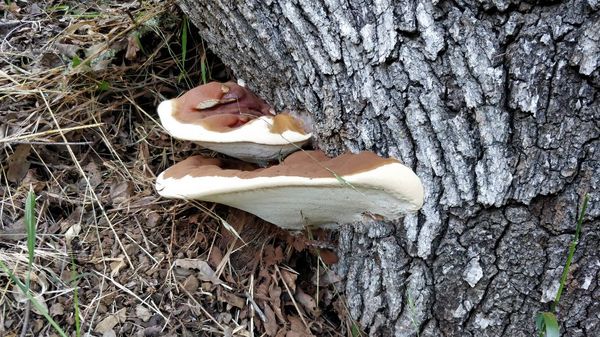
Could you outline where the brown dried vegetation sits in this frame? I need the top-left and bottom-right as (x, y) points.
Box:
(0, 1), (351, 336)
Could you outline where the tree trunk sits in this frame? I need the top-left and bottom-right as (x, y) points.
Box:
(177, 0), (599, 336)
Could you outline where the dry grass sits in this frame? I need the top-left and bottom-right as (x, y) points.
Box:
(0, 1), (350, 336)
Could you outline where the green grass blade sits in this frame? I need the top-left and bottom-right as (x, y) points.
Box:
(536, 312), (559, 337)
(7, 188), (68, 336)
(179, 16), (188, 82)
(134, 32), (146, 55)
(181, 17), (188, 66)
(552, 194), (589, 311)
(0, 261), (68, 337)
(200, 53), (207, 84)
(25, 186), (36, 289)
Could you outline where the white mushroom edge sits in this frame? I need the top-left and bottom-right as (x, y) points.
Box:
(157, 99), (312, 145)
(155, 161), (424, 230)
(158, 99), (312, 162)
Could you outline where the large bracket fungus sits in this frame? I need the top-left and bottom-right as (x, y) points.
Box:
(158, 81), (312, 163)
(156, 151), (424, 230)
(156, 81), (424, 230)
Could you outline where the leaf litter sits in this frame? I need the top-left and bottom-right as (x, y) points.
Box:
(0, 0), (352, 336)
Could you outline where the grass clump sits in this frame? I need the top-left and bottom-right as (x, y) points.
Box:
(0, 187), (71, 337)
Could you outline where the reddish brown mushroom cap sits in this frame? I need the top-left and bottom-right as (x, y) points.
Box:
(170, 81), (273, 132)
(157, 82), (312, 163)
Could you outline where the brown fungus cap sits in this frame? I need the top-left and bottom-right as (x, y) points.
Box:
(170, 81), (273, 132)
(162, 151), (397, 180)
(157, 82), (312, 163)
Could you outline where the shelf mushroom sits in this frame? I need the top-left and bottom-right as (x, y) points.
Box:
(156, 151), (424, 230)
(158, 81), (312, 163)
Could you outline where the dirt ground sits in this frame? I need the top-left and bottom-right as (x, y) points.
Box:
(0, 1), (352, 336)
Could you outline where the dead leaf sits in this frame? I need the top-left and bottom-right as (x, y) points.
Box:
(37, 52), (63, 69)
(0, 217), (27, 241)
(208, 246), (223, 268)
(218, 312), (232, 324)
(32, 320), (43, 334)
(94, 308), (126, 334)
(295, 288), (317, 316)
(146, 212), (161, 227)
(83, 161), (102, 188)
(217, 291), (245, 309)
(54, 43), (80, 58)
(268, 285), (285, 322)
(287, 315), (312, 337)
(110, 257), (126, 277)
(7, 144), (31, 183)
(288, 234), (307, 252)
(174, 259), (222, 285)
(130, 196), (156, 209)
(315, 249), (338, 265)
(4, 1), (20, 15)
(255, 278), (270, 300)
(102, 330), (117, 337)
(60, 268), (77, 284)
(21, 170), (44, 192)
(64, 222), (81, 244)
(110, 181), (132, 206)
(264, 245), (284, 267)
(85, 42), (114, 71)
(12, 284), (48, 315)
(125, 35), (140, 60)
(280, 269), (298, 293)
(135, 305), (152, 322)
(30, 3), (41, 15)
(182, 274), (199, 293)
(275, 327), (288, 337)
(263, 303), (277, 336)
(142, 326), (162, 337)
(311, 270), (341, 287)
(49, 302), (64, 316)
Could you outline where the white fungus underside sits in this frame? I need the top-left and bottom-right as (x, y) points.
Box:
(156, 163), (424, 230)
(196, 141), (307, 163)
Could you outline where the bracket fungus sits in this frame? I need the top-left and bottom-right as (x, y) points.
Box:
(156, 151), (424, 230)
(158, 81), (312, 163)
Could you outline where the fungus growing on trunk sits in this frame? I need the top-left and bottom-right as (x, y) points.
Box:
(157, 81), (311, 163)
(156, 151), (424, 230)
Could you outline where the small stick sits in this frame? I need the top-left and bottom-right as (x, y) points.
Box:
(275, 265), (309, 329)
(19, 302), (31, 337)
(244, 290), (267, 323)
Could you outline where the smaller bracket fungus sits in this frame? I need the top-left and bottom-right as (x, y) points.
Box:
(158, 81), (312, 163)
(156, 151), (424, 230)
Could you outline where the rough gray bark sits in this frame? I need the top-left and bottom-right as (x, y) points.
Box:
(178, 0), (599, 336)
